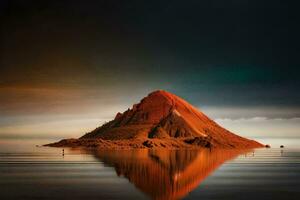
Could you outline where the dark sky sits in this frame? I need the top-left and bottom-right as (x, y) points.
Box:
(1, 0), (300, 139)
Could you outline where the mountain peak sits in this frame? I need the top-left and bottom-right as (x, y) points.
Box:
(75, 90), (263, 149)
(147, 90), (173, 97)
(143, 90), (175, 106)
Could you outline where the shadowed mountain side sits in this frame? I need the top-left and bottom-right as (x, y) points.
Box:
(46, 90), (263, 149)
(89, 149), (248, 200)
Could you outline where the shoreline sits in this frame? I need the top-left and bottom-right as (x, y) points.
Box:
(44, 137), (264, 150)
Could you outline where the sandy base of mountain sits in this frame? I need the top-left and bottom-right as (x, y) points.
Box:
(45, 136), (264, 149)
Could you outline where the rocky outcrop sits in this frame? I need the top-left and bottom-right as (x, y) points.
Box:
(47, 90), (263, 149)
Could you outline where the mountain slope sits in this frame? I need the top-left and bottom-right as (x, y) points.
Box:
(76, 90), (263, 149)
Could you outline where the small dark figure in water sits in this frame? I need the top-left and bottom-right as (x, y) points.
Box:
(265, 144), (271, 148)
(280, 145), (284, 148)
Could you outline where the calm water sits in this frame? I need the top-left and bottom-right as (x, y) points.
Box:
(0, 138), (299, 200)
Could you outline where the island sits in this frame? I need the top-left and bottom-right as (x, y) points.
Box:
(45, 90), (263, 149)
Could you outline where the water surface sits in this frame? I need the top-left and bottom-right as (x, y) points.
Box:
(0, 139), (299, 200)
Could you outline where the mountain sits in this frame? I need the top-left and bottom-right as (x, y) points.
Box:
(47, 90), (263, 149)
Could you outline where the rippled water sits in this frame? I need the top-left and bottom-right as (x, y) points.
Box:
(0, 139), (299, 200)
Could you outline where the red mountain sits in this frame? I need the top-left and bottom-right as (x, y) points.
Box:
(47, 90), (263, 149)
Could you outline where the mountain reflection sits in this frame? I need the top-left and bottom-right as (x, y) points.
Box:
(89, 148), (248, 200)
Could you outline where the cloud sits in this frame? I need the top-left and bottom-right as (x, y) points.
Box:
(214, 116), (300, 138)
(0, 117), (112, 139)
(215, 117), (300, 122)
(201, 106), (300, 120)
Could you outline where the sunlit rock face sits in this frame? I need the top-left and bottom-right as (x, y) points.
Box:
(90, 149), (248, 200)
(80, 90), (263, 148)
